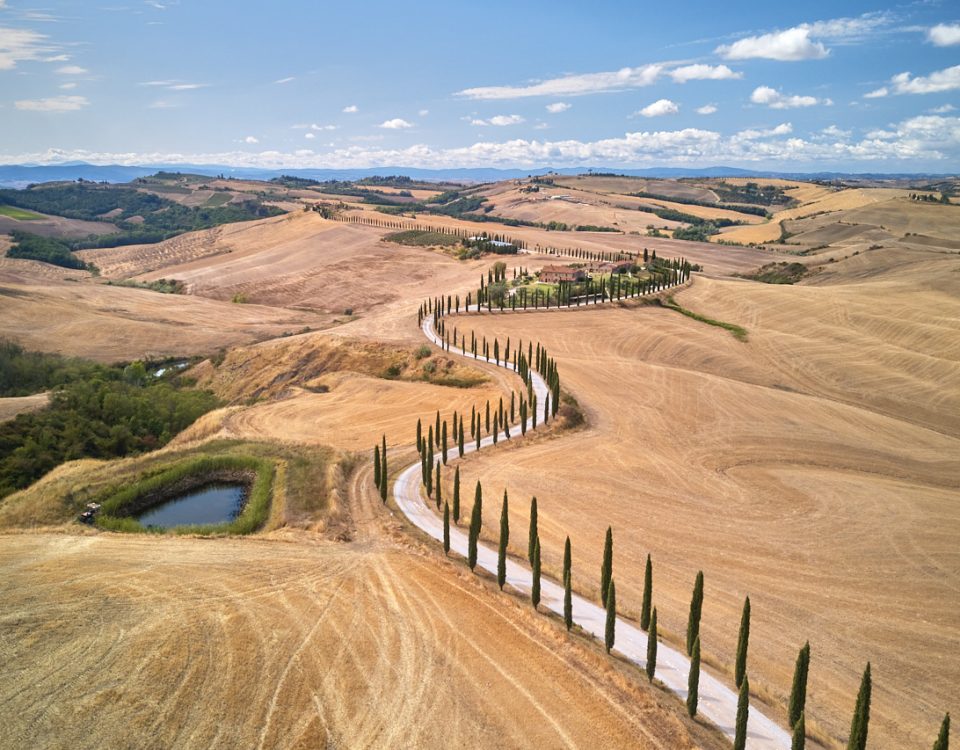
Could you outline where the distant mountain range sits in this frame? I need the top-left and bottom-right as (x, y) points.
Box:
(0, 162), (956, 188)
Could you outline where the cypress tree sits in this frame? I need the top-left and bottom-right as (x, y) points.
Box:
(735, 596), (751, 689)
(416, 418), (422, 453)
(789, 642), (811, 729)
(734, 674), (750, 750)
(435, 410), (441, 447)
(443, 501), (450, 555)
(485, 400), (490, 432)
(468, 496), (481, 570)
(646, 607), (658, 682)
(604, 578), (616, 653)
(687, 570), (704, 656)
(427, 424), (433, 459)
(528, 497), (538, 563)
(847, 662), (871, 750)
(458, 421), (465, 457)
(442, 420), (448, 464)
(380, 435), (387, 503)
(932, 712), (949, 750)
(641, 553), (653, 631)
(497, 490), (509, 590)
(531, 536), (541, 609)
(600, 526), (613, 607)
(563, 566), (573, 631)
(452, 466), (461, 523)
(792, 711), (806, 750)
(373, 444), (381, 489)
(474, 480), (483, 525)
(687, 635), (701, 717)
(434, 461), (441, 508)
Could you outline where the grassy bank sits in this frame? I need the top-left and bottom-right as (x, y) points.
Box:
(660, 296), (748, 342)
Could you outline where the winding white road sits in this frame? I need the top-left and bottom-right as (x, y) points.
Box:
(392, 294), (792, 749)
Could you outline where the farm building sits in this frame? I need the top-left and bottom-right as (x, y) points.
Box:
(540, 265), (587, 283)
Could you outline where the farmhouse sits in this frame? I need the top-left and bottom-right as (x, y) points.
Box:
(540, 265), (587, 283)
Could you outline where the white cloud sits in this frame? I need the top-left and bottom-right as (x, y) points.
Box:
(696, 104), (717, 115)
(6, 114), (958, 169)
(147, 99), (178, 109)
(45, 54), (70, 63)
(342, 104), (358, 113)
(638, 99), (679, 118)
(734, 123), (793, 140)
(418, 109), (429, 116)
(471, 114), (525, 126)
(546, 102), (570, 113)
(310, 123), (337, 131)
(304, 132), (315, 140)
(930, 104), (956, 114)
(140, 80), (207, 91)
(243, 136), (259, 144)
(0, 26), (52, 70)
(15, 95), (89, 112)
(890, 65), (960, 95)
(56, 65), (87, 75)
(822, 124), (851, 138)
(533, 122), (549, 130)
(274, 76), (295, 84)
(457, 64), (663, 99)
(928, 23), (960, 47)
(864, 87), (888, 99)
(718, 27), (828, 61)
(751, 85), (821, 109)
(669, 64), (742, 83)
(379, 118), (413, 129)
(59, 82), (77, 90)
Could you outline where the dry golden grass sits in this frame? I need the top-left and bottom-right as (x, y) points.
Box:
(452, 244), (960, 749)
(0, 392), (50, 423)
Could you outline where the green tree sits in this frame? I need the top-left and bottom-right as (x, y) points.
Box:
(604, 578), (616, 653)
(443, 501), (450, 555)
(734, 674), (750, 750)
(442, 420), (448, 463)
(373, 444), (381, 489)
(531, 536), (541, 609)
(528, 496), (538, 563)
(468, 494), (481, 570)
(416, 418), (422, 453)
(380, 435), (387, 503)
(687, 635), (701, 717)
(646, 607), (658, 682)
(735, 596), (751, 689)
(458, 421), (465, 457)
(792, 711), (806, 750)
(687, 570), (704, 656)
(453, 465), (461, 524)
(434, 461), (442, 508)
(641, 553), (653, 631)
(847, 662), (871, 750)
(562, 536), (572, 629)
(600, 526), (613, 607)
(932, 712), (950, 750)
(789, 642), (811, 729)
(498, 490), (509, 590)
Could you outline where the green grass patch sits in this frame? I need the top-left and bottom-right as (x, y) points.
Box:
(736, 262), (808, 285)
(203, 192), (233, 208)
(0, 204), (44, 220)
(105, 278), (184, 294)
(96, 455), (274, 535)
(384, 229), (460, 247)
(660, 297), (748, 342)
(6, 231), (88, 270)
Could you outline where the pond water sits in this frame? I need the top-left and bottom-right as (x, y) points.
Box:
(137, 483), (246, 529)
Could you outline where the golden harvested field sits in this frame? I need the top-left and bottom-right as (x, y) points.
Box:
(0, 530), (717, 750)
(0, 392), (49, 422)
(452, 243), (960, 748)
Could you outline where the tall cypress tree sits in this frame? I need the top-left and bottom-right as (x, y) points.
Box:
(600, 526), (613, 607)
(458, 421), (465, 457)
(435, 410), (440, 447)
(434, 461), (441, 509)
(442, 420), (448, 464)
(932, 712), (949, 750)
(734, 674), (750, 750)
(531, 536), (541, 609)
(687, 570), (704, 656)
(641, 553), (653, 631)
(452, 466), (461, 524)
(474, 480), (483, 522)
(497, 490), (509, 590)
(373, 444), (381, 489)
(789, 642), (811, 729)
(735, 596), (751, 689)
(380, 435), (387, 503)
(847, 662), (872, 750)
(416, 418), (422, 453)
(564, 567), (573, 631)
(792, 711), (806, 750)
(528, 497), (538, 563)
(687, 635), (701, 717)
(646, 607), (658, 682)
(604, 578), (616, 653)
(468, 494), (481, 571)
(443, 501), (450, 555)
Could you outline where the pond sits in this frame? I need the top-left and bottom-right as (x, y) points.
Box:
(136, 483), (246, 529)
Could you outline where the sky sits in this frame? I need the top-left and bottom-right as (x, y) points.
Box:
(0, 0), (958, 172)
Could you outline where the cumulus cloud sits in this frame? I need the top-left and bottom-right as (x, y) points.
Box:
(864, 87), (888, 99)
(930, 104), (956, 114)
(419, 109), (429, 116)
(890, 65), (960, 95)
(638, 99), (679, 118)
(696, 104), (718, 115)
(379, 118), (413, 129)
(342, 104), (358, 113)
(733, 123), (793, 140)
(311, 123), (337, 131)
(59, 82), (77, 90)
(243, 136), (259, 144)
(546, 102), (570, 113)
(669, 64), (742, 83)
(928, 23), (960, 47)
(751, 86), (823, 109)
(471, 114), (525, 126)
(15, 95), (89, 112)
(304, 132), (315, 139)
(718, 27), (828, 61)
(457, 64), (662, 99)
(56, 65), (87, 75)
(0, 26), (52, 70)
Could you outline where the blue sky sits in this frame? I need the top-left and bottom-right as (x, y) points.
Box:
(1, 0), (958, 171)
